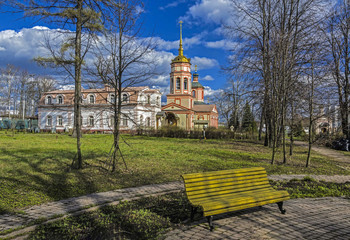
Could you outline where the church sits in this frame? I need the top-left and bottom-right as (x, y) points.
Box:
(156, 22), (219, 130)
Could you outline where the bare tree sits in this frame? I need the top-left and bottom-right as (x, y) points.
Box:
(90, 0), (157, 172)
(325, 0), (350, 139)
(227, 0), (327, 165)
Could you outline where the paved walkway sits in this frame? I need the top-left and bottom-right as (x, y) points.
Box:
(1, 175), (350, 239)
(165, 197), (350, 240)
(294, 141), (350, 164)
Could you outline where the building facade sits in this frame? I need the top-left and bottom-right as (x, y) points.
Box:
(157, 21), (219, 130)
(38, 86), (162, 132)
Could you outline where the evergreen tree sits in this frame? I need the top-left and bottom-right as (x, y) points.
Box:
(242, 102), (255, 132)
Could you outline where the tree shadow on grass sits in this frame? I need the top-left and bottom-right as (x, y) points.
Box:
(0, 147), (104, 216)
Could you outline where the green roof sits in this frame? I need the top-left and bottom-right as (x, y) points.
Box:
(192, 82), (204, 88)
(194, 101), (207, 105)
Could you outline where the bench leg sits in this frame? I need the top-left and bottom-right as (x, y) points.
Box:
(190, 206), (197, 222)
(207, 216), (214, 231)
(277, 202), (286, 214)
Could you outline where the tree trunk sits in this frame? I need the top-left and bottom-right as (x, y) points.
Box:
(73, 0), (83, 169)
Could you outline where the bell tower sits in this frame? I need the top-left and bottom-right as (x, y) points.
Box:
(167, 21), (193, 109)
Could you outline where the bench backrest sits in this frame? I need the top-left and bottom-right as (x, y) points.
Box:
(182, 167), (271, 202)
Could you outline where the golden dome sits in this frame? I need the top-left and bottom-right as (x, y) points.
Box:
(172, 21), (191, 63)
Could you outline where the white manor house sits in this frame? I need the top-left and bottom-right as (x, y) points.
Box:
(38, 85), (162, 132)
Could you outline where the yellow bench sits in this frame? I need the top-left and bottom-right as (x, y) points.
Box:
(182, 167), (290, 231)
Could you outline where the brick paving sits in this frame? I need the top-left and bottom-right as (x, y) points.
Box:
(165, 197), (350, 240)
(1, 175), (350, 238)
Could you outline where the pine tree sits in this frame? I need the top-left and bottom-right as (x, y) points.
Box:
(242, 102), (255, 132)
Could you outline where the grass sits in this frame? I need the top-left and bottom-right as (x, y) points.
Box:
(0, 131), (349, 215)
(25, 178), (350, 240)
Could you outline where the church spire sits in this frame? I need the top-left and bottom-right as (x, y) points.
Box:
(179, 20), (184, 56)
(171, 21), (190, 63)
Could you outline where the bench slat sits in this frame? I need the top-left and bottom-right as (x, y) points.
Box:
(182, 167), (266, 180)
(183, 171), (267, 184)
(194, 189), (289, 207)
(204, 196), (290, 216)
(187, 184), (271, 200)
(184, 173), (268, 188)
(185, 177), (269, 191)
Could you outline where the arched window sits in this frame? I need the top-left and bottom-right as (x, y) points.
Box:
(170, 78), (174, 93)
(184, 78), (188, 90)
(156, 96), (160, 106)
(176, 78), (181, 89)
(140, 115), (143, 125)
(47, 96), (52, 104)
(122, 93), (128, 103)
(109, 115), (114, 128)
(110, 94), (115, 104)
(89, 116), (94, 126)
(146, 117), (151, 127)
(192, 90), (196, 97)
(58, 96), (63, 104)
(89, 95), (95, 104)
(57, 116), (63, 126)
(147, 95), (151, 104)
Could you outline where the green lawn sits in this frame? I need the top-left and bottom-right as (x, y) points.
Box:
(0, 131), (349, 214)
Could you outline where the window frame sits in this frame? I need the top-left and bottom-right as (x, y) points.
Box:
(176, 78), (181, 90)
(88, 115), (94, 127)
(122, 93), (129, 103)
(89, 95), (95, 104)
(57, 116), (63, 126)
(47, 96), (52, 105)
(57, 95), (63, 104)
(47, 115), (52, 126)
(184, 78), (188, 90)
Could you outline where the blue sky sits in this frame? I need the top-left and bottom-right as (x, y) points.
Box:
(0, 0), (236, 97)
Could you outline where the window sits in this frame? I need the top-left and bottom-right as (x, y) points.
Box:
(157, 96), (160, 106)
(110, 94), (115, 104)
(81, 116), (83, 126)
(57, 116), (63, 126)
(184, 78), (188, 90)
(146, 117), (151, 127)
(47, 96), (52, 104)
(170, 78), (174, 93)
(147, 95), (150, 104)
(58, 96), (63, 104)
(122, 114), (128, 126)
(176, 78), (181, 90)
(192, 90), (196, 97)
(47, 116), (52, 126)
(89, 95), (95, 104)
(109, 115), (114, 127)
(122, 93), (128, 103)
(140, 115), (143, 125)
(89, 116), (94, 126)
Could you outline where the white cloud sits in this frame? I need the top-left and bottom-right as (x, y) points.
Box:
(153, 34), (203, 51)
(204, 86), (223, 97)
(59, 84), (75, 90)
(0, 27), (220, 92)
(159, 0), (187, 10)
(149, 75), (168, 85)
(0, 26), (67, 74)
(192, 56), (218, 69)
(202, 75), (214, 81)
(182, 0), (233, 25)
(205, 39), (238, 50)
